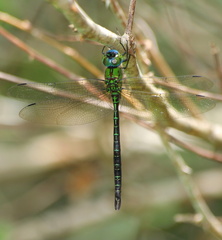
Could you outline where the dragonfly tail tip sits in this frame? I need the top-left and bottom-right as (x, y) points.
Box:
(115, 198), (121, 210)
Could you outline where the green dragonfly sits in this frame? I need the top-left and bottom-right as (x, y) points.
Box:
(8, 45), (215, 210)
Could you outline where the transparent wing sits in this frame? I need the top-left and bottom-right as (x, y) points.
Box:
(120, 90), (216, 120)
(121, 75), (214, 91)
(8, 75), (216, 125)
(152, 75), (214, 90)
(19, 98), (112, 125)
(120, 75), (216, 121)
(8, 80), (107, 101)
(8, 80), (113, 125)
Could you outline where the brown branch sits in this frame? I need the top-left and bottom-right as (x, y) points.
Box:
(48, 0), (120, 46)
(121, 112), (222, 163)
(0, 26), (79, 81)
(0, 72), (33, 85)
(169, 134), (222, 163)
(211, 43), (222, 92)
(160, 131), (222, 239)
(108, 0), (127, 28)
(0, 12), (102, 78)
(153, 77), (222, 101)
(125, 0), (137, 35)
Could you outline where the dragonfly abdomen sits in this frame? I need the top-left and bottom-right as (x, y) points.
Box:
(113, 100), (121, 210)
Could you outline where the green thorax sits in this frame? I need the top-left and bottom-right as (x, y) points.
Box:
(104, 68), (122, 95)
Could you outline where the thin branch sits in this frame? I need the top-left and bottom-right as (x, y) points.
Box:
(211, 43), (222, 92)
(159, 130), (222, 239)
(0, 72), (34, 85)
(169, 134), (222, 163)
(0, 26), (80, 81)
(0, 12), (102, 78)
(48, 0), (119, 46)
(153, 77), (222, 101)
(107, 0), (150, 74)
(108, 0), (127, 28)
(122, 113), (222, 163)
(125, 0), (137, 36)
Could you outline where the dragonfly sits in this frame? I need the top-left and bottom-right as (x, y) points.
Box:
(8, 44), (216, 210)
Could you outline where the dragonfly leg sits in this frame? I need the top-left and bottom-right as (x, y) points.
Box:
(119, 40), (130, 69)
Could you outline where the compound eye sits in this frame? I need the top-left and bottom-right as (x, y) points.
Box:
(107, 52), (117, 58)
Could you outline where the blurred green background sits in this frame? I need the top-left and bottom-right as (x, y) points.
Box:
(0, 0), (222, 239)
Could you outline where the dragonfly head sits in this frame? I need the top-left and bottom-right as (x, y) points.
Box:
(103, 49), (124, 68)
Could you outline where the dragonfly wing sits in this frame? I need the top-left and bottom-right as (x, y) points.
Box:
(9, 80), (113, 125)
(120, 90), (216, 122)
(121, 75), (214, 91)
(153, 75), (214, 90)
(120, 91), (167, 122)
(164, 92), (216, 115)
(19, 98), (112, 125)
(120, 75), (216, 121)
(8, 80), (107, 101)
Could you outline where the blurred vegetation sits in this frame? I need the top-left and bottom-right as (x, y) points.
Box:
(0, 0), (222, 240)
